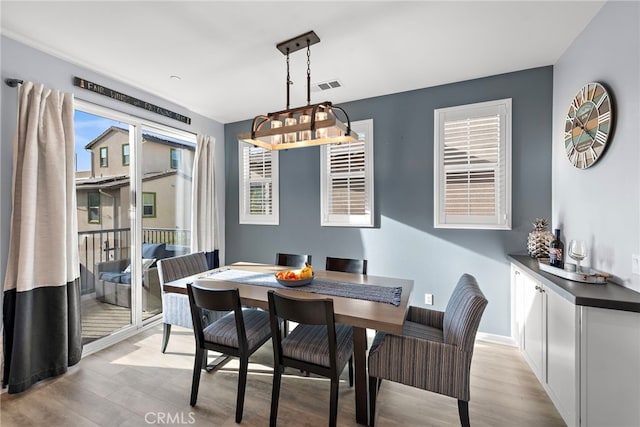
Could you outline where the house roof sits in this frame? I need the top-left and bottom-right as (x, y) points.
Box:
(84, 126), (195, 151)
(75, 170), (187, 191)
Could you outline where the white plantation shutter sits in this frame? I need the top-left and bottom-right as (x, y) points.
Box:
(434, 99), (511, 229)
(239, 142), (279, 224)
(321, 119), (374, 227)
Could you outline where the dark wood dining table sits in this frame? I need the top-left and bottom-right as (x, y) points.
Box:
(163, 262), (413, 425)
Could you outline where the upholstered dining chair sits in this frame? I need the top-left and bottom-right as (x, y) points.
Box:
(157, 252), (224, 353)
(186, 283), (272, 423)
(267, 290), (354, 427)
(325, 256), (368, 275)
(326, 256), (370, 348)
(275, 252), (312, 268)
(275, 252), (312, 336)
(367, 274), (488, 427)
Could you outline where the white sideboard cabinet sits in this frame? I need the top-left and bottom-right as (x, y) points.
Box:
(510, 256), (640, 427)
(512, 265), (579, 426)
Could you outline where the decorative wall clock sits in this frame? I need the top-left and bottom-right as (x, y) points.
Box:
(564, 82), (613, 169)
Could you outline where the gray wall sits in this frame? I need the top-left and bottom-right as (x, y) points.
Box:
(1, 36), (226, 313)
(225, 66), (554, 337)
(553, 1), (640, 292)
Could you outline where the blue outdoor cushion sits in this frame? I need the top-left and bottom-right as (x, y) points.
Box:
(99, 272), (124, 283)
(119, 273), (132, 284)
(142, 243), (166, 259)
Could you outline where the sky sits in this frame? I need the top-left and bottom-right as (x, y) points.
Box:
(74, 110), (123, 171)
(74, 110), (194, 172)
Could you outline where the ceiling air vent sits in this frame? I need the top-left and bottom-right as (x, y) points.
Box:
(311, 79), (343, 93)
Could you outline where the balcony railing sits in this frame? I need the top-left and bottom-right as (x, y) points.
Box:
(78, 227), (190, 295)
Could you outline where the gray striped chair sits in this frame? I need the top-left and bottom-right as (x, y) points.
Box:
(267, 290), (353, 427)
(368, 274), (488, 427)
(187, 283), (272, 423)
(158, 252), (225, 353)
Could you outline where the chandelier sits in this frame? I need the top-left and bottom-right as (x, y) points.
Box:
(238, 31), (358, 150)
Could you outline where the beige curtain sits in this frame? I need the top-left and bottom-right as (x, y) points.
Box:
(190, 133), (220, 267)
(2, 81), (81, 393)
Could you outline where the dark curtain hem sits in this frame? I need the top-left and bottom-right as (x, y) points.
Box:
(2, 278), (82, 394)
(205, 249), (219, 270)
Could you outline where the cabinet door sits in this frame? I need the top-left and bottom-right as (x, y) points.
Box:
(546, 286), (577, 426)
(582, 307), (640, 427)
(522, 274), (544, 381)
(511, 266), (525, 346)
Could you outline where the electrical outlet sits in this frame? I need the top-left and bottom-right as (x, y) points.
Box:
(424, 293), (433, 305)
(632, 254), (640, 275)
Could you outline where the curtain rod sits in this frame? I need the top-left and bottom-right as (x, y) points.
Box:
(5, 78), (23, 87)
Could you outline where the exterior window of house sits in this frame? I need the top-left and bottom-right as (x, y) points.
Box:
(122, 144), (130, 165)
(434, 98), (512, 229)
(99, 147), (108, 167)
(320, 119), (374, 227)
(142, 192), (156, 218)
(170, 148), (180, 169)
(88, 191), (101, 224)
(238, 143), (279, 225)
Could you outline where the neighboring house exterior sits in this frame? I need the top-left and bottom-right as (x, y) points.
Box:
(75, 127), (195, 294)
(76, 126), (195, 234)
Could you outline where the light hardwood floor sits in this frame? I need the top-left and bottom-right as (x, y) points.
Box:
(1, 324), (565, 426)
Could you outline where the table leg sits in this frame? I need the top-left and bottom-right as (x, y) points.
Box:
(353, 326), (369, 425)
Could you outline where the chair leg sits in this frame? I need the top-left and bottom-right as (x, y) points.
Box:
(190, 348), (205, 406)
(270, 366), (283, 427)
(329, 377), (339, 427)
(348, 356), (353, 387)
(236, 357), (249, 423)
(201, 350), (209, 371)
(368, 376), (378, 427)
(458, 400), (470, 427)
(161, 323), (171, 353)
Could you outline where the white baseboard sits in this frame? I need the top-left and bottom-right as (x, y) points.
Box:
(476, 332), (517, 347)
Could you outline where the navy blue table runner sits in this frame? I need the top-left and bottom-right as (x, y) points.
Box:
(202, 269), (402, 306)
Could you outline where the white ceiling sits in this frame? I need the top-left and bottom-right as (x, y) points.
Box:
(1, 1), (604, 124)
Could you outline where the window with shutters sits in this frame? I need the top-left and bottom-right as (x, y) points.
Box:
(320, 119), (374, 227)
(238, 143), (279, 225)
(434, 99), (511, 229)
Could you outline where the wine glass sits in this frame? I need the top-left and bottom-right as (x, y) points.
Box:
(568, 240), (588, 273)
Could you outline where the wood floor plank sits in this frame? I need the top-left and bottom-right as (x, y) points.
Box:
(1, 324), (565, 426)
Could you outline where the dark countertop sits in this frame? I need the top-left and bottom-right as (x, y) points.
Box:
(509, 254), (640, 314)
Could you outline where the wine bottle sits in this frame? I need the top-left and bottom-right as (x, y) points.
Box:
(549, 228), (564, 269)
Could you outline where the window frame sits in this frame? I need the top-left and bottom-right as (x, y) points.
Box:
(170, 148), (180, 169)
(142, 192), (157, 218)
(99, 146), (108, 167)
(320, 118), (374, 227)
(238, 143), (279, 225)
(433, 98), (512, 230)
(122, 143), (130, 166)
(88, 191), (101, 224)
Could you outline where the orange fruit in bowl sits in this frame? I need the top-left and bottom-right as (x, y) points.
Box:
(285, 271), (297, 280)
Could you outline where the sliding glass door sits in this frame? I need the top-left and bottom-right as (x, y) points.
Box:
(74, 102), (195, 349)
(139, 125), (196, 322)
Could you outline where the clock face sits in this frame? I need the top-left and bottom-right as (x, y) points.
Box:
(564, 82), (613, 169)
